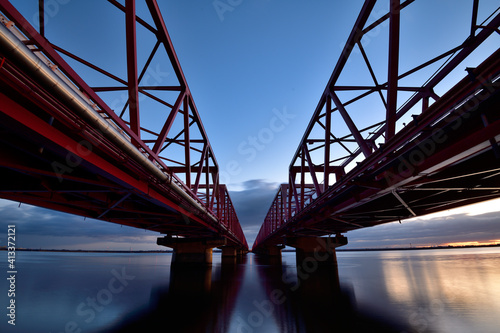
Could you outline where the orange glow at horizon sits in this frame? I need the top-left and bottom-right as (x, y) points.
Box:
(442, 240), (500, 247)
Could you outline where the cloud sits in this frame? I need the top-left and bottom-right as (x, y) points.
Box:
(0, 199), (161, 250)
(230, 179), (280, 245)
(235, 179), (279, 192)
(344, 211), (500, 249)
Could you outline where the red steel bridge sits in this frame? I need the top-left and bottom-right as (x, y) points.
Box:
(253, 0), (500, 255)
(0, 0), (248, 261)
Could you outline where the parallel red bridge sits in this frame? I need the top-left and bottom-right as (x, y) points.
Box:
(252, 0), (500, 258)
(0, 0), (248, 263)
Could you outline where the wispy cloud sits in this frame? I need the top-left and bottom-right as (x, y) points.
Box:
(0, 199), (161, 250)
(230, 179), (279, 245)
(344, 211), (500, 249)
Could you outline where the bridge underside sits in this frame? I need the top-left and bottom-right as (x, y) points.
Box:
(0, 50), (235, 246)
(257, 51), (500, 247)
(0, 90), (216, 239)
(305, 145), (500, 237)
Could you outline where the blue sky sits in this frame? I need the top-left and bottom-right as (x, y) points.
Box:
(1, 0), (499, 249)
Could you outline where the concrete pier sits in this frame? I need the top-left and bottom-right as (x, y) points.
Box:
(254, 244), (285, 257)
(286, 235), (348, 266)
(221, 246), (238, 257)
(157, 237), (227, 265)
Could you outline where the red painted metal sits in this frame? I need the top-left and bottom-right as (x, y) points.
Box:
(0, 0), (247, 249)
(385, 0), (400, 141)
(253, 0), (500, 251)
(125, 0), (141, 138)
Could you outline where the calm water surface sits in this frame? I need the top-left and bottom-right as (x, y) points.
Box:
(1, 247), (499, 332)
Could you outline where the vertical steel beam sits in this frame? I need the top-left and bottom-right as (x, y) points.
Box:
(38, 0), (45, 37)
(272, 199), (276, 231)
(290, 173), (300, 215)
(223, 187), (227, 223)
(216, 183), (222, 220)
(300, 147), (306, 209)
(280, 185), (285, 227)
(223, 186), (228, 224)
(184, 95), (191, 188)
(471, 0), (479, 37)
(125, 0), (140, 138)
(324, 96), (332, 192)
(205, 149), (210, 207)
(386, 0), (400, 141)
(335, 166), (345, 183)
(286, 185), (290, 220)
(422, 96), (429, 112)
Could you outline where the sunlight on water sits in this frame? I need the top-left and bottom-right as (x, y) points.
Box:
(1, 248), (499, 332)
(338, 248), (500, 332)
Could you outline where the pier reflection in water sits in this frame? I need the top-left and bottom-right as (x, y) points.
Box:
(109, 256), (247, 333)
(110, 251), (408, 333)
(249, 254), (408, 333)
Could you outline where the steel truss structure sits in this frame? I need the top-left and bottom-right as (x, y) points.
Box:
(253, 0), (500, 251)
(0, 0), (247, 249)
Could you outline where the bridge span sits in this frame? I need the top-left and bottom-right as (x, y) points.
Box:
(252, 0), (500, 262)
(0, 0), (499, 266)
(0, 0), (247, 263)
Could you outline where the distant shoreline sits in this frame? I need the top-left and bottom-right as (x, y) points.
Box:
(336, 243), (500, 252)
(0, 248), (173, 253)
(283, 243), (500, 252)
(1, 243), (499, 254)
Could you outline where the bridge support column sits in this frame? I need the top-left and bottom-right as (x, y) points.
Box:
(219, 246), (238, 265)
(286, 235), (347, 266)
(253, 244), (285, 265)
(220, 246), (249, 257)
(157, 237), (226, 265)
(221, 246), (238, 257)
(266, 244), (285, 257)
(254, 244), (285, 257)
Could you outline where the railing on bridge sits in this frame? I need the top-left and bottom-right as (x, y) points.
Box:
(0, 0), (247, 249)
(253, 0), (500, 251)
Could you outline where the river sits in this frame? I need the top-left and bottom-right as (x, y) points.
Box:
(1, 247), (499, 332)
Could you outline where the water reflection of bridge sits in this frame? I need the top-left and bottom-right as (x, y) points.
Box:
(108, 256), (246, 332)
(108, 253), (412, 332)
